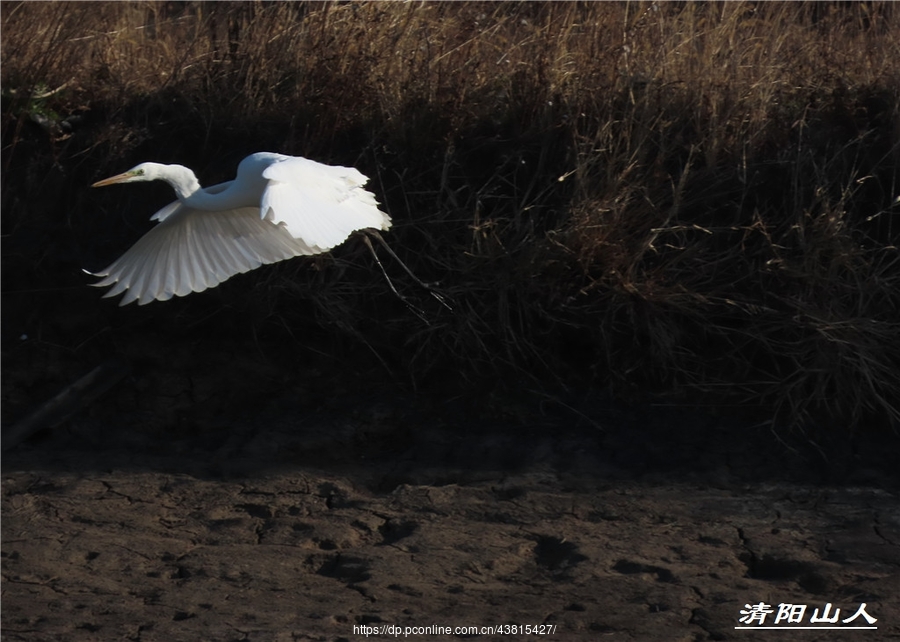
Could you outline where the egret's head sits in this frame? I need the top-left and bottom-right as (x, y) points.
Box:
(92, 162), (167, 187)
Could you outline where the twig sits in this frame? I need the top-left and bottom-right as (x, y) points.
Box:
(3, 359), (131, 452)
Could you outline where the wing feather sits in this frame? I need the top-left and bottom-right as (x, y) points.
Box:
(92, 201), (320, 305)
(260, 157), (391, 252)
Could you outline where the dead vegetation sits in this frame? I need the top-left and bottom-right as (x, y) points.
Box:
(2, 1), (899, 434)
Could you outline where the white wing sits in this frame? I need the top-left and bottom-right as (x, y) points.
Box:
(259, 156), (391, 252)
(92, 202), (320, 306)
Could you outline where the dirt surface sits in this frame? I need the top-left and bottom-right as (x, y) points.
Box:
(3, 378), (899, 642)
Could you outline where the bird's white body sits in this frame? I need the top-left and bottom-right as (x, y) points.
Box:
(90, 152), (391, 305)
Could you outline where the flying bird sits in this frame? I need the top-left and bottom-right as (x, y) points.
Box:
(89, 152), (393, 306)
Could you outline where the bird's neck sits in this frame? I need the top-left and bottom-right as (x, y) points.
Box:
(162, 165), (203, 201)
(163, 165), (258, 212)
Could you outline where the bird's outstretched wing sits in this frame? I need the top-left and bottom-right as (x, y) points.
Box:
(91, 203), (320, 305)
(260, 156), (391, 252)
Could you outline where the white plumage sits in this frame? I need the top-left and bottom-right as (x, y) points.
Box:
(90, 152), (391, 306)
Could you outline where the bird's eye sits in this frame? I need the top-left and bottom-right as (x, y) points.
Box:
(136, 169), (145, 176)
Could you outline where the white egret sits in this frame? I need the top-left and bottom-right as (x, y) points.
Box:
(89, 152), (392, 306)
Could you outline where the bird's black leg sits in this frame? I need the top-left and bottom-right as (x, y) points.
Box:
(362, 233), (431, 324)
(364, 230), (453, 312)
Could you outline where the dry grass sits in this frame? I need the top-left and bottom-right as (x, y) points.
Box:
(3, 1), (899, 434)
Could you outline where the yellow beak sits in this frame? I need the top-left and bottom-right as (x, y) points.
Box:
(91, 171), (135, 188)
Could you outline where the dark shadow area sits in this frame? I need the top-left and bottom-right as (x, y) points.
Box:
(4, 351), (899, 492)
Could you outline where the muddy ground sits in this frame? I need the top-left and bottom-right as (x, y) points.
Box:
(3, 338), (899, 642)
